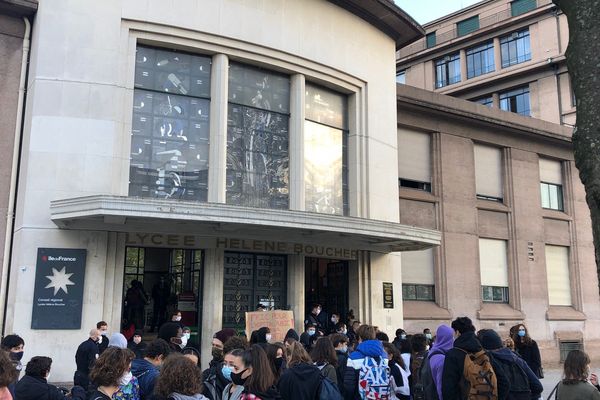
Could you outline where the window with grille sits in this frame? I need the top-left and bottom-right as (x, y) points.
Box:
(435, 53), (461, 88)
(501, 29), (531, 68)
(560, 340), (583, 362)
(466, 41), (495, 78)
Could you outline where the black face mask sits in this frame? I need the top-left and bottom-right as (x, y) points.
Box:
(212, 347), (224, 362)
(10, 351), (23, 362)
(230, 369), (248, 386)
(275, 357), (284, 370)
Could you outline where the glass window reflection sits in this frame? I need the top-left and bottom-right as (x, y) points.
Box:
(130, 46), (211, 202)
(304, 84), (348, 215)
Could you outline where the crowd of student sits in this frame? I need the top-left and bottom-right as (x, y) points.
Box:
(1, 306), (600, 399)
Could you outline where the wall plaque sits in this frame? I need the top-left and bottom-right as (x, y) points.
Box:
(383, 282), (394, 309)
(31, 248), (87, 329)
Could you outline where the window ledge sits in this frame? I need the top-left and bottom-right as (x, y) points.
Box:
(546, 306), (586, 321)
(403, 301), (451, 320)
(476, 199), (509, 212)
(541, 209), (571, 221)
(399, 188), (437, 203)
(477, 303), (524, 320)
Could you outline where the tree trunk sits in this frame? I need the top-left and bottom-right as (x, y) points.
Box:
(552, 0), (600, 291)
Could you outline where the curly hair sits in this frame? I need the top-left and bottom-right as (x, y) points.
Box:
(154, 354), (202, 397)
(512, 324), (533, 346)
(89, 347), (134, 387)
(0, 351), (17, 387)
(223, 335), (248, 355)
(563, 350), (590, 384)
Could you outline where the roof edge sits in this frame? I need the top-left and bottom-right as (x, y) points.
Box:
(0, 0), (37, 17)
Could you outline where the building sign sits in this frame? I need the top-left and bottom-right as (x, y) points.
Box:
(383, 282), (394, 309)
(31, 248), (87, 329)
(125, 233), (358, 260)
(245, 310), (294, 342)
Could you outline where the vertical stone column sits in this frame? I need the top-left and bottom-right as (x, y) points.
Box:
(208, 54), (229, 203)
(369, 252), (403, 333)
(289, 74), (305, 211)
(287, 254), (305, 332)
(459, 49), (467, 82)
(493, 37), (502, 72)
(201, 248), (225, 369)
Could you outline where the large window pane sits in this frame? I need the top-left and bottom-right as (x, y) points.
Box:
(500, 30), (531, 68)
(466, 42), (495, 79)
(500, 86), (530, 116)
(226, 64), (290, 209)
(435, 53), (461, 88)
(130, 46), (211, 202)
(304, 84), (348, 215)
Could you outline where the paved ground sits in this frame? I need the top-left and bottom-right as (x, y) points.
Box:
(540, 368), (562, 399)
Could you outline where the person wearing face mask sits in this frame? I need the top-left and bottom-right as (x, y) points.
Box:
(0, 334), (24, 397)
(97, 321), (110, 354)
(236, 345), (280, 400)
(304, 303), (324, 333)
(131, 339), (172, 400)
(392, 328), (407, 352)
(511, 323), (543, 379)
(170, 310), (185, 329)
(202, 328), (237, 400)
(329, 313), (341, 334)
(299, 323), (319, 352)
(311, 337), (339, 386)
(15, 356), (86, 400)
(423, 328), (433, 346)
(330, 334), (349, 397)
(222, 349), (245, 400)
(89, 347), (136, 400)
(553, 350), (600, 400)
(151, 354), (209, 400)
(265, 343), (286, 383)
(158, 322), (185, 353)
(74, 328), (101, 391)
(128, 331), (147, 359)
(108, 332), (141, 400)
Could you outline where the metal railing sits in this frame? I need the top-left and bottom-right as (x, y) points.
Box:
(398, 2), (534, 59)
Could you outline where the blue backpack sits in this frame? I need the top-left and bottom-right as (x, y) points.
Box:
(319, 375), (343, 400)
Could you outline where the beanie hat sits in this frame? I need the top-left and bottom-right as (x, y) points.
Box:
(284, 328), (299, 342)
(479, 329), (503, 350)
(214, 328), (237, 345)
(108, 332), (128, 349)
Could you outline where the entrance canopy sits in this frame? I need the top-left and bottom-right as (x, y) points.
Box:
(50, 195), (440, 253)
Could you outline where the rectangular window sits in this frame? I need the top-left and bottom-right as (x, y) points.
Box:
(457, 16), (480, 37)
(500, 86), (530, 116)
(130, 46), (211, 201)
(426, 32), (437, 48)
(559, 341), (583, 362)
(501, 29), (531, 68)
(539, 158), (564, 211)
(474, 96), (493, 107)
(474, 144), (503, 202)
(479, 239), (509, 303)
(435, 53), (461, 88)
(402, 249), (435, 301)
(545, 245), (571, 306)
(396, 71), (406, 84)
(304, 84), (348, 215)
(226, 63), (290, 209)
(398, 128), (431, 192)
(511, 0), (536, 17)
(466, 41), (495, 78)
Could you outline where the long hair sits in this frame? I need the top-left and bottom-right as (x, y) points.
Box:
(287, 341), (312, 367)
(563, 350), (590, 384)
(266, 343), (286, 380)
(154, 354), (202, 396)
(512, 324), (533, 346)
(310, 337), (337, 367)
(383, 342), (406, 370)
(241, 344), (275, 393)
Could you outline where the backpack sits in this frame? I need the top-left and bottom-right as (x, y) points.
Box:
(411, 351), (427, 400)
(416, 349), (445, 400)
(319, 374), (343, 400)
(459, 349), (498, 400)
(497, 358), (530, 400)
(358, 356), (391, 399)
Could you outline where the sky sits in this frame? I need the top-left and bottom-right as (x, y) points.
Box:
(394, 0), (483, 25)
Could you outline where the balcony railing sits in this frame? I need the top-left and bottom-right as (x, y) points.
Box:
(398, 2), (534, 59)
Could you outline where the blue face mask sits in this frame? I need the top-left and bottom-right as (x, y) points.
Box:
(308, 329), (316, 336)
(339, 346), (348, 353)
(222, 365), (232, 381)
(518, 330), (526, 337)
(426, 333), (432, 340)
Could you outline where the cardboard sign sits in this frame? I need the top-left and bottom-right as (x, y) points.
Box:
(31, 248), (87, 329)
(245, 310), (294, 342)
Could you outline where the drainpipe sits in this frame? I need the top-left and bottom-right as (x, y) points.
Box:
(0, 16), (31, 335)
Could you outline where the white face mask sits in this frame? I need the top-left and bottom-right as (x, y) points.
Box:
(97, 336), (103, 344)
(119, 371), (133, 386)
(46, 370), (51, 381)
(133, 336), (142, 345)
(174, 316), (182, 322)
(184, 333), (191, 341)
(179, 335), (188, 349)
(266, 334), (272, 342)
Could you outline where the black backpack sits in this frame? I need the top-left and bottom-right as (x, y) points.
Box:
(498, 358), (531, 400)
(416, 349), (445, 400)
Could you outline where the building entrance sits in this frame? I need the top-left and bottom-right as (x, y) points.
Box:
(122, 247), (203, 346)
(305, 257), (349, 331)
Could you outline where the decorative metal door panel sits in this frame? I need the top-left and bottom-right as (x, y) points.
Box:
(223, 252), (287, 330)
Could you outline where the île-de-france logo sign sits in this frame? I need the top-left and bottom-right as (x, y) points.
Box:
(32, 248), (87, 330)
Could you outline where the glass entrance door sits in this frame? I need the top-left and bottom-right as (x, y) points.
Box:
(305, 257), (349, 331)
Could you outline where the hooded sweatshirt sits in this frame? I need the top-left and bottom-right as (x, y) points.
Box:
(109, 332), (129, 349)
(278, 363), (321, 400)
(132, 358), (160, 399)
(169, 394), (208, 400)
(343, 340), (389, 400)
(429, 325), (455, 400)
